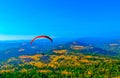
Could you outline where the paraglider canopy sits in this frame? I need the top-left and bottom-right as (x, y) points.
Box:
(30, 35), (53, 44)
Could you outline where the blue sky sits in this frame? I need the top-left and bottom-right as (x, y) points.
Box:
(0, 0), (120, 40)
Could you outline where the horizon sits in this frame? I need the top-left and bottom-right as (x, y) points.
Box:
(0, 34), (120, 40)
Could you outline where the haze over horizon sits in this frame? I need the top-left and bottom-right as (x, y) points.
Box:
(0, 0), (120, 40)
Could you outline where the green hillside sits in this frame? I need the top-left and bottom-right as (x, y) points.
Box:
(0, 51), (120, 78)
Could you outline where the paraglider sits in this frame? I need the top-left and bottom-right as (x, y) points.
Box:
(30, 35), (53, 56)
(30, 35), (53, 44)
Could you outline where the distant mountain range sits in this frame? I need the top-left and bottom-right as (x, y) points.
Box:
(54, 41), (119, 57)
(0, 38), (120, 62)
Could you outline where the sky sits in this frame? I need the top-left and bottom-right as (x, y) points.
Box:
(0, 0), (120, 40)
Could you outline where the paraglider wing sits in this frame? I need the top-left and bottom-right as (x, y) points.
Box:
(30, 35), (53, 44)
